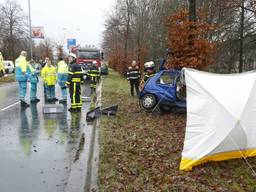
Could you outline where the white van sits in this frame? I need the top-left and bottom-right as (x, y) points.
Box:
(3, 60), (14, 74)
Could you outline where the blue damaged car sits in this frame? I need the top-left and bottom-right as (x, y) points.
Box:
(139, 69), (186, 111)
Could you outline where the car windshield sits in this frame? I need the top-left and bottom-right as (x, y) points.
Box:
(158, 72), (176, 85)
(77, 50), (100, 59)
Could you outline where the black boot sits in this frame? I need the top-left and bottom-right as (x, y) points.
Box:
(68, 108), (76, 113)
(59, 99), (67, 104)
(75, 108), (81, 113)
(31, 98), (40, 103)
(20, 100), (30, 108)
(52, 98), (59, 102)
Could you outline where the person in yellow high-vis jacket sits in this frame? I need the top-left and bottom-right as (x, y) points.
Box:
(15, 51), (30, 107)
(0, 52), (5, 77)
(57, 57), (68, 103)
(41, 57), (57, 102)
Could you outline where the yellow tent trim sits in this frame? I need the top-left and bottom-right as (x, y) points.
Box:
(180, 148), (256, 171)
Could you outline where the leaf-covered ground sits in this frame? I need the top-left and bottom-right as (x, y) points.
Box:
(0, 74), (15, 85)
(99, 70), (256, 192)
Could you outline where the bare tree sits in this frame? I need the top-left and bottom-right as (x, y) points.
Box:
(34, 38), (54, 60)
(102, 0), (181, 74)
(103, 0), (256, 74)
(0, 7), (4, 47)
(0, 0), (29, 60)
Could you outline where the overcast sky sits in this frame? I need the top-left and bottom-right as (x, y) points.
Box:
(0, 0), (116, 48)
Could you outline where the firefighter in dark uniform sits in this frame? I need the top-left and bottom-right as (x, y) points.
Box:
(127, 60), (141, 96)
(65, 53), (83, 113)
(144, 61), (156, 82)
(88, 61), (100, 94)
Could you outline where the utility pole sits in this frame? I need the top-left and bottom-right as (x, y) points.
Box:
(28, 0), (33, 59)
(239, 0), (245, 73)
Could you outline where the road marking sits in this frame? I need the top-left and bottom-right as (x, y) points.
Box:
(0, 101), (20, 111)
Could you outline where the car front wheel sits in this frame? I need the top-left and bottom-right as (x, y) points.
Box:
(140, 94), (157, 111)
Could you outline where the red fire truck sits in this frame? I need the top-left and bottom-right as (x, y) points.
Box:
(71, 47), (102, 73)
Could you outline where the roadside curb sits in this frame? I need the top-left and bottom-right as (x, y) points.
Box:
(64, 82), (102, 192)
(84, 80), (102, 192)
(0, 80), (17, 87)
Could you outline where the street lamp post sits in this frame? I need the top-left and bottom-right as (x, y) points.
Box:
(28, 0), (33, 59)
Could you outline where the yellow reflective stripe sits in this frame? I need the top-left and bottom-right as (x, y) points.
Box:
(66, 81), (70, 85)
(71, 104), (82, 106)
(72, 80), (81, 82)
(68, 71), (82, 75)
(72, 83), (76, 106)
(71, 104), (82, 108)
(180, 148), (256, 171)
(71, 78), (81, 82)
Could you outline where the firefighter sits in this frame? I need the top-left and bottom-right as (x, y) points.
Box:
(15, 51), (30, 107)
(57, 56), (68, 103)
(88, 61), (100, 94)
(144, 61), (156, 82)
(28, 60), (40, 103)
(127, 60), (141, 96)
(65, 53), (83, 113)
(41, 57), (58, 102)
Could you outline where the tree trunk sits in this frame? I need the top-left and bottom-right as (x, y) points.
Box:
(124, 0), (131, 61)
(188, 0), (196, 58)
(188, 0), (196, 22)
(239, 0), (244, 73)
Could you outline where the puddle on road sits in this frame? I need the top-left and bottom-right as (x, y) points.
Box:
(0, 100), (93, 192)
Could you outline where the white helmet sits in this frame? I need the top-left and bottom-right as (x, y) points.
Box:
(149, 61), (155, 67)
(144, 62), (150, 68)
(92, 61), (97, 64)
(68, 53), (77, 59)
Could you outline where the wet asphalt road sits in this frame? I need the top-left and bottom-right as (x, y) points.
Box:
(0, 80), (95, 192)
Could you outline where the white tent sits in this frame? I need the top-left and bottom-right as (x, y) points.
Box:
(180, 68), (256, 171)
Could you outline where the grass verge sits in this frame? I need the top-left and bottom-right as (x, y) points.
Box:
(99, 69), (256, 192)
(0, 74), (15, 85)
